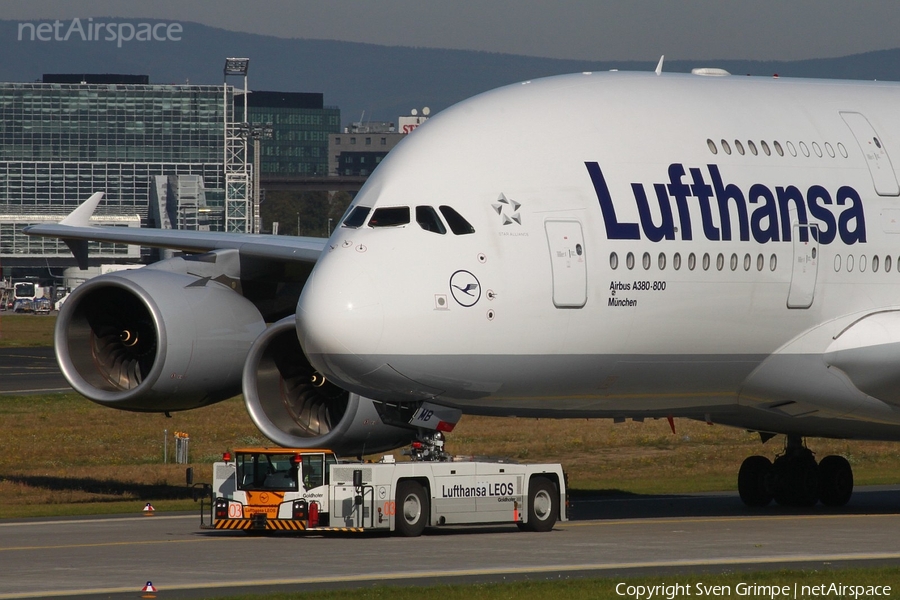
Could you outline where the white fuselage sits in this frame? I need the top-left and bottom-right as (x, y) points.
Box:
(298, 71), (900, 440)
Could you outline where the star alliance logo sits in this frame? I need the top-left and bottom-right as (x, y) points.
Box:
(492, 193), (522, 226)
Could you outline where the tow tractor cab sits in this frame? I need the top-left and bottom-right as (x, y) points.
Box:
(212, 448), (336, 531)
(209, 443), (568, 537)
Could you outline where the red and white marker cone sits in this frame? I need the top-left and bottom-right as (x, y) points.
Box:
(141, 581), (158, 597)
(142, 502), (155, 515)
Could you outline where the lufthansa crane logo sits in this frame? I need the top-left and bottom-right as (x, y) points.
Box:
(450, 270), (481, 307)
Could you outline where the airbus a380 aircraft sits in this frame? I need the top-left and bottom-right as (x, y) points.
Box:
(27, 68), (900, 510)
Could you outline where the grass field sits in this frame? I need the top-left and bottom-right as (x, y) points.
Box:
(4, 391), (900, 518)
(0, 313), (56, 346)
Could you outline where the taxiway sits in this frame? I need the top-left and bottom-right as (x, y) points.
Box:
(1, 487), (899, 599)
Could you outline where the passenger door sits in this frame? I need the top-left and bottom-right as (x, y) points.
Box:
(841, 111), (900, 196)
(787, 223), (819, 309)
(545, 219), (587, 308)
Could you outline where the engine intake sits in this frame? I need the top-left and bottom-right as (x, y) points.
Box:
(57, 267), (265, 411)
(243, 317), (416, 456)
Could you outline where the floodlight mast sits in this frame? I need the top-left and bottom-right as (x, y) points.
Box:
(224, 58), (249, 77)
(223, 58), (251, 233)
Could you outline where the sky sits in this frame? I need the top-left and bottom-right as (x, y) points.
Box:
(5, 0), (900, 62)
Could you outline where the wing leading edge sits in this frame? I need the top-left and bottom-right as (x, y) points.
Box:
(23, 193), (327, 267)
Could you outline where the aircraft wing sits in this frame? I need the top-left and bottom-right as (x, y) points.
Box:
(23, 193), (326, 265)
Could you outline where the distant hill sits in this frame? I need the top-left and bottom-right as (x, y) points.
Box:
(4, 19), (900, 125)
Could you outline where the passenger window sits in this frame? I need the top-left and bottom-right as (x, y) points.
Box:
(416, 206), (447, 234)
(439, 206), (475, 235)
(342, 205), (371, 228)
(368, 206), (410, 228)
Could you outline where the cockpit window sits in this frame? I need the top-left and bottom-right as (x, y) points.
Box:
(368, 206), (410, 227)
(439, 206), (475, 235)
(416, 206), (447, 234)
(342, 205), (371, 228)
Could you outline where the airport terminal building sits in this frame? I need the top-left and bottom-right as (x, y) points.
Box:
(0, 72), (340, 277)
(247, 91), (340, 176)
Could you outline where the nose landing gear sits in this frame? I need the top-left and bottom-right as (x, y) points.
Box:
(737, 434), (853, 508)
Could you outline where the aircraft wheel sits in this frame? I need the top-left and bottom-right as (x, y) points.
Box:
(521, 477), (558, 532)
(773, 453), (818, 507)
(738, 455), (773, 507)
(395, 480), (429, 537)
(818, 455), (853, 507)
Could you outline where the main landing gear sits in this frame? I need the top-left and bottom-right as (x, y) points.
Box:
(737, 435), (853, 508)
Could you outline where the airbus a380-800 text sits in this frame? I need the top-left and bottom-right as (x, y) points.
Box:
(27, 67), (900, 509)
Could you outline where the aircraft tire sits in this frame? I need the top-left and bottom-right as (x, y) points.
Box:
(522, 477), (558, 532)
(738, 455), (773, 507)
(818, 455), (853, 507)
(773, 453), (818, 507)
(395, 480), (429, 537)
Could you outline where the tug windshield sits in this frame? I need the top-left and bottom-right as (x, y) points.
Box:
(235, 452), (298, 491)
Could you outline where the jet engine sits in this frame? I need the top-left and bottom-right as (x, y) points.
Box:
(56, 265), (266, 411)
(242, 317), (417, 456)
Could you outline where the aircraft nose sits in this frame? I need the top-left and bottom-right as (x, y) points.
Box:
(295, 253), (385, 385)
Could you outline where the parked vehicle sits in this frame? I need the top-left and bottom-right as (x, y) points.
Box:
(34, 298), (52, 314)
(13, 299), (34, 313)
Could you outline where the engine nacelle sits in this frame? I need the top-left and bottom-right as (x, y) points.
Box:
(57, 266), (266, 411)
(243, 317), (416, 456)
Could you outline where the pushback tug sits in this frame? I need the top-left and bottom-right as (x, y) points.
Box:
(197, 432), (567, 537)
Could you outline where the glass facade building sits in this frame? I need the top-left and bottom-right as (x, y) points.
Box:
(0, 81), (227, 215)
(0, 78), (341, 273)
(244, 91), (340, 176)
(0, 78), (229, 268)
